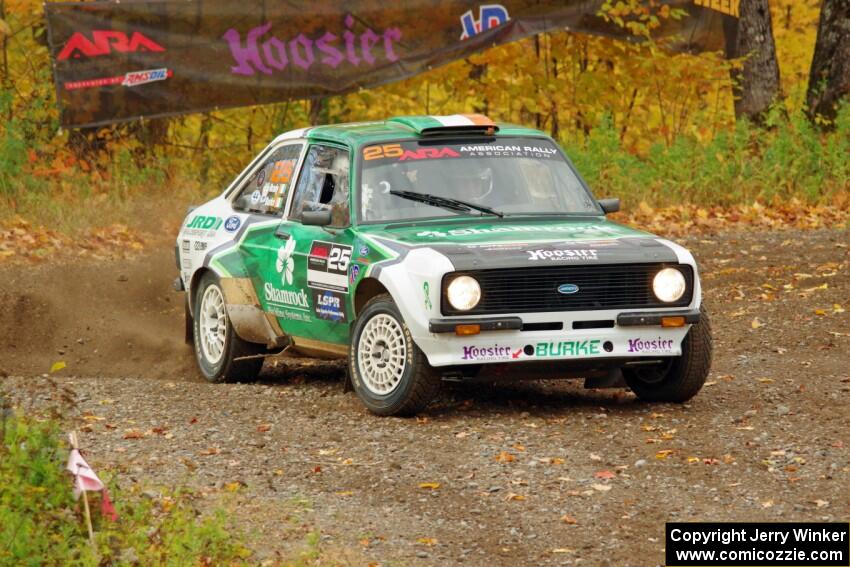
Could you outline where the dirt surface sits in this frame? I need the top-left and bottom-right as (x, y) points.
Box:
(2, 228), (849, 565)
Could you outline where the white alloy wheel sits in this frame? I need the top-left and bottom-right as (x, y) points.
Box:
(199, 284), (227, 364)
(357, 313), (408, 395)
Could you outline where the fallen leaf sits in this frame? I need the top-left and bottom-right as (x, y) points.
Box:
(123, 429), (146, 440)
(655, 450), (674, 459)
(50, 361), (66, 373)
(257, 423), (271, 432)
(224, 482), (242, 492)
(495, 451), (516, 463)
(594, 470), (616, 480)
(199, 447), (220, 456)
(505, 493), (526, 501)
(560, 514), (578, 524)
(418, 482), (441, 490)
(416, 537), (438, 546)
(751, 318), (763, 329)
(552, 548), (575, 554)
(814, 499), (829, 509)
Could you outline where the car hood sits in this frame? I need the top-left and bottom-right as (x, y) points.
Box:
(364, 219), (679, 269)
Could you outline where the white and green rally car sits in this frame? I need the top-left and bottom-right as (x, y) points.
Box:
(175, 114), (712, 416)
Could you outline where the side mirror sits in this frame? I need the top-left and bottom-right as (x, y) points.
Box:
(302, 209), (332, 226)
(598, 198), (620, 214)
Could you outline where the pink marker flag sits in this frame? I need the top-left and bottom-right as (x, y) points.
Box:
(66, 446), (118, 521)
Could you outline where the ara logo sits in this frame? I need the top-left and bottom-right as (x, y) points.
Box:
(557, 283), (579, 295)
(58, 30), (166, 61)
(460, 4), (510, 40)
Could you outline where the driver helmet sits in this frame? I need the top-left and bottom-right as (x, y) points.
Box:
(450, 167), (493, 201)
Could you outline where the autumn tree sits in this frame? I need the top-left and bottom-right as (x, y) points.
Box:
(724, 0), (782, 123)
(806, 0), (850, 125)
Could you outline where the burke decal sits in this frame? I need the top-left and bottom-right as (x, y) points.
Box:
(534, 340), (600, 357)
(223, 14), (401, 77)
(58, 30), (165, 60)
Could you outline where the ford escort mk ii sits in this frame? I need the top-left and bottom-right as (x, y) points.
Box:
(175, 114), (712, 415)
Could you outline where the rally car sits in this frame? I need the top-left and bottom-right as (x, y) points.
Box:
(175, 114), (712, 416)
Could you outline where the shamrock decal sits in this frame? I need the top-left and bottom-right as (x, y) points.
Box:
(276, 238), (296, 286)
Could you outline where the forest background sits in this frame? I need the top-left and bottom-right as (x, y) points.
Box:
(0, 0), (847, 249)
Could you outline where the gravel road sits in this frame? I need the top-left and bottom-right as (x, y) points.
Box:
(2, 228), (848, 565)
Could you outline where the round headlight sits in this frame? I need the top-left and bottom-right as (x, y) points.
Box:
(447, 275), (481, 311)
(653, 268), (686, 303)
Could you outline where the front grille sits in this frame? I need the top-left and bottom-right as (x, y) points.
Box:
(441, 263), (693, 315)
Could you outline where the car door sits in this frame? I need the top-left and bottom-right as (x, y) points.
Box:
(226, 140), (317, 337)
(277, 142), (355, 351)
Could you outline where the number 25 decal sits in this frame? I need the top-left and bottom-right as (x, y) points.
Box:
(363, 144), (403, 161)
(328, 247), (351, 271)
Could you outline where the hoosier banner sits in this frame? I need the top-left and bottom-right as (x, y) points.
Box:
(45, 0), (737, 128)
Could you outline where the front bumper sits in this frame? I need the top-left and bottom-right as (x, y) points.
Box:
(418, 309), (696, 367)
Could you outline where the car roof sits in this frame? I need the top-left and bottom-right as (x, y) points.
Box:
(269, 115), (548, 148)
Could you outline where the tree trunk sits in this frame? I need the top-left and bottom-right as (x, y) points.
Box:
(806, 0), (850, 125)
(309, 98), (325, 126)
(723, 0), (782, 123)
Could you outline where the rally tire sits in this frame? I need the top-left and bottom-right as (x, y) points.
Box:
(193, 272), (264, 383)
(349, 294), (440, 416)
(624, 305), (713, 403)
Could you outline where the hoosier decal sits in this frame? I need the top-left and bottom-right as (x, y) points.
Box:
(307, 241), (352, 292)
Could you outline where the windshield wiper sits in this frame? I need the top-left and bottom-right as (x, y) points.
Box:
(389, 190), (503, 218)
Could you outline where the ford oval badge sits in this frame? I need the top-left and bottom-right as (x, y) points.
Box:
(557, 283), (579, 295)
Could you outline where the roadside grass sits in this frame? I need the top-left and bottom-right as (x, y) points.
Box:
(0, 411), (252, 565)
(1, 107), (848, 240)
(0, 409), (354, 566)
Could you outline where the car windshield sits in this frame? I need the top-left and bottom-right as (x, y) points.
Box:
(358, 137), (600, 223)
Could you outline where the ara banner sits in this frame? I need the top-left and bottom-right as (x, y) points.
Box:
(45, 0), (738, 128)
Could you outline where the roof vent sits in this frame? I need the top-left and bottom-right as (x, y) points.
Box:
(387, 114), (498, 136)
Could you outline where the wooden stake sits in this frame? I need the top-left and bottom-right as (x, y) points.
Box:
(68, 431), (96, 550)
